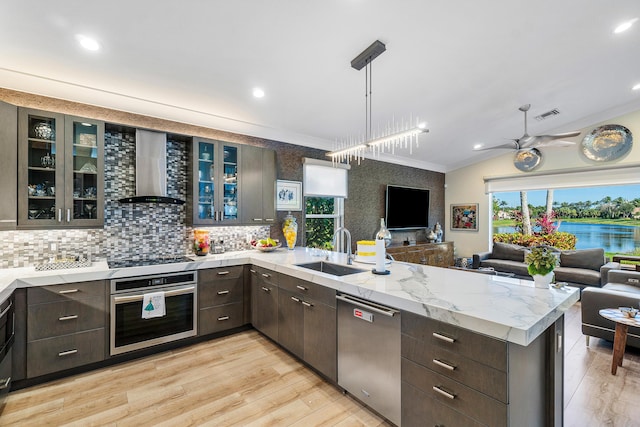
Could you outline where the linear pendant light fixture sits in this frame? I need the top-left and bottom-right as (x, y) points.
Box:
(327, 40), (429, 164)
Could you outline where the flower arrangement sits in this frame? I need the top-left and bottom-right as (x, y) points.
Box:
(525, 247), (559, 276)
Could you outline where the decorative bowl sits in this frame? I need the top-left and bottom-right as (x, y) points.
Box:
(252, 242), (282, 252)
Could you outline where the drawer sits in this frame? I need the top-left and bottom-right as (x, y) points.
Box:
(402, 381), (484, 427)
(199, 268), (244, 309)
(402, 333), (507, 403)
(198, 266), (243, 284)
(250, 265), (278, 287)
(278, 274), (336, 308)
(402, 311), (507, 371)
(199, 302), (245, 335)
(27, 297), (106, 341)
(402, 358), (507, 427)
(28, 280), (106, 305)
(27, 328), (105, 378)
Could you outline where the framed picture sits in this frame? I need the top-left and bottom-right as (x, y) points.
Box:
(450, 203), (478, 231)
(276, 180), (302, 211)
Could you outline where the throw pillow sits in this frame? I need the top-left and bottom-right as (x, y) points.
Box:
(560, 248), (605, 271)
(491, 242), (526, 262)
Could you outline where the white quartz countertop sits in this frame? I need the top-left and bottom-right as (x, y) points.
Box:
(0, 247), (579, 346)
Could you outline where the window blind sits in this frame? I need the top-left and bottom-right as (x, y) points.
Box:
(303, 158), (349, 198)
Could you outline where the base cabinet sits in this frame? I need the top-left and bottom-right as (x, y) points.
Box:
(250, 266), (279, 342)
(198, 266), (245, 335)
(25, 280), (107, 378)
(387, 241), (454, 267)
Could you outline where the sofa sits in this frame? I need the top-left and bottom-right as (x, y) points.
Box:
(472, 242), (620, 289)
(581, 269), (640, 349)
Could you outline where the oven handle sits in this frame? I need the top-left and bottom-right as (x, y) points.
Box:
(113, 286), (196, 304)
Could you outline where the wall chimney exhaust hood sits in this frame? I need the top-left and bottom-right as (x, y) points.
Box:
(118, 129), (185, 205)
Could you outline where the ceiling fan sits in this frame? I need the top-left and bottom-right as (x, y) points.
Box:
(476, 104), (581, 151)
(475, 104), (581, 172)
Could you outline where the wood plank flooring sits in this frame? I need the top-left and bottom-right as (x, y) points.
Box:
(1, 302), (639, 426)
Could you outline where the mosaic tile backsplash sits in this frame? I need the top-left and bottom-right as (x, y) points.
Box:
(0, 129), (270, 269)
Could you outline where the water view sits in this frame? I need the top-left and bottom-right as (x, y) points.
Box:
(493, 222), (640, 253)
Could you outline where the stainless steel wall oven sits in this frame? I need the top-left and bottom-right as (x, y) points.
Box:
(110, 271), (197, 356)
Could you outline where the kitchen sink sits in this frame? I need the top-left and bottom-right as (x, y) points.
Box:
(295, 261), (367, 276)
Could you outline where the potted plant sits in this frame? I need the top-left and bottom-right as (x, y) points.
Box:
(525, 247), (559, 288)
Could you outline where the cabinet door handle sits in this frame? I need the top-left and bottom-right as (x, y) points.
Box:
(217, 271), (230, 275)
(250, 269), (256, 273)
(301, 301), (313, 308)
(432, 386), (456, 400)
(58, 289), (79, 294)
(58, 208), (62, 222)
(432, 359), (456, 371)
(261, 273), (271, 278)
(265, 218), (274, 222)
(290, 296), (301, 303)
(253, 218), (262, 221)
(0, 377), (10, 390)
(261, 286), (271, 293)
(59, 315), (79, 321)
(217, 290), (230, 295)
(66, 208), (71, 222)
(432, 332), (455, 343)
(217, 316), (230, 321)
(58, 349), (78, 357)
(296, 285), (308, 291)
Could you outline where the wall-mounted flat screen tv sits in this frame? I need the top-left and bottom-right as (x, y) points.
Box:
(385, 185), (430, 230)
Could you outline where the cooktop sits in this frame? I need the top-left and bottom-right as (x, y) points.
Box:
(107, 256), (193, 269)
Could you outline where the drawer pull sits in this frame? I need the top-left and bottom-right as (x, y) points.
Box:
(296, 285), (308, 291)
(217, 290), (230, 295)
(217, 316), (230, 321)
(261, 273), (271, 278)
(291, 296), (301, 303)
(432, 386), (456, 400)
(301, 301), (313, 307)
(0, 377), (10, 390)
(58, 349), (78, 357)
(217, 271), (230, 276)
(432, 359), (456, 371)
(261, 286), (271, 293)
(265, 218), (274, 222)
(252, 218), (262, 221)
(58, 315), (79, 321)
(250, 269), (256, 273)
(58, 289), (79, 295)
(432, 332), (455, 343)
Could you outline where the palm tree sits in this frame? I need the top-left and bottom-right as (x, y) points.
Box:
(545, 189), (554, 216)
(520, 191), (532, 235)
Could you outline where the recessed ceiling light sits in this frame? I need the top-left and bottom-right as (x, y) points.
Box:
(633, 83), (640, 91)
(473, 143), (484, 150)
(613, 18), (638, 34)
(252, 88), (265, 98)
(76, 34), (100, 51)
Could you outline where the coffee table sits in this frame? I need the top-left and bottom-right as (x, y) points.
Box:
(599, 308), (640, 375)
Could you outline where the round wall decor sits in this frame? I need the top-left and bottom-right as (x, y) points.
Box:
(581, 124), (632, 162)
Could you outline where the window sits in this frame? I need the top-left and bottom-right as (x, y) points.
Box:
(305, 197), (343, 248)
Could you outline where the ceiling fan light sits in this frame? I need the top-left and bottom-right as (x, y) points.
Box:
(613, 18), (638, 34)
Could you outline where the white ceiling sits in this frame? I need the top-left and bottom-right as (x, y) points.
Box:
(1, 1), (639, 172)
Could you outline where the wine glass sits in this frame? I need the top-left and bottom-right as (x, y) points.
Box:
(84, 203), (95, 219)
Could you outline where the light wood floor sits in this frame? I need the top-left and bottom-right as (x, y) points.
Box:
(1, 302), (639, 426)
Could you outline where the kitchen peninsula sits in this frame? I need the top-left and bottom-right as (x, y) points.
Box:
(0, 248), (579, 426)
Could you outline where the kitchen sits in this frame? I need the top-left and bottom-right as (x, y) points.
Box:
(0, 91), (579, 425)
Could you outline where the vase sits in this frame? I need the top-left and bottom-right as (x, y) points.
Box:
(283, 212), (298, 250)
(193, 229), (210, 256)
(532, 271), (554, 288)
(376, 218), (392, 247)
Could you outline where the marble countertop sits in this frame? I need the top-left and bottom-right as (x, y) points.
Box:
(0, 247), (579, 346)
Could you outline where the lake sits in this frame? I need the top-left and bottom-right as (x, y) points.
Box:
(493, 222), (640, 253)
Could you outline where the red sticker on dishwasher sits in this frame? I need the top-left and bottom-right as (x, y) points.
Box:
(353, 308), (373, 322)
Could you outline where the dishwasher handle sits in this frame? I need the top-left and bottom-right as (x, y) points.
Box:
(336, 294), (398, 317)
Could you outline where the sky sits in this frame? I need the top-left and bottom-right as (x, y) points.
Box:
(495, 184), (640, 207)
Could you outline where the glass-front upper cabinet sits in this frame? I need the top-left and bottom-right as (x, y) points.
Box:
(18, 108), (104, 228)
(192, 138), (240, 225)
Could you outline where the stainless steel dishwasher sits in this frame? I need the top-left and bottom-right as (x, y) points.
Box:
(337, 293), (401, 426)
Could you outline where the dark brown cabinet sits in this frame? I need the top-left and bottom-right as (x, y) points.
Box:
(240, 145), (276, 225)
(198, 266), (246, 335)
(26, 280), (107, 378)
(278, 274), (337, 382)
(0, 101), (17, 230)
(18, 108), (104, 228)
(249, 266), (279, 342)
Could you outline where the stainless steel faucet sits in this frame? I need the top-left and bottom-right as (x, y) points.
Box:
(332, 227), (354, 265)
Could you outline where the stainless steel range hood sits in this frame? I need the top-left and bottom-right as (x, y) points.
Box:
(119, 129), (185, 205)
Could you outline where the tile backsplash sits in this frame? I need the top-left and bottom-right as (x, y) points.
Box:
(0, 129), (270, 269)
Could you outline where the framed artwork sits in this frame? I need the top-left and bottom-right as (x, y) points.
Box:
(450, 203), (478, 231)
(276, 180), (302, 211)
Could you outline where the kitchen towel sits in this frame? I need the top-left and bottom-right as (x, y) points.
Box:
(375, 239), (387, 273)
(142, 291), (166, 319)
